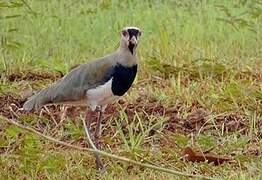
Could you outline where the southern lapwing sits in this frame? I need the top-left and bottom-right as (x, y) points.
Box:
(23, 27), (142, 170)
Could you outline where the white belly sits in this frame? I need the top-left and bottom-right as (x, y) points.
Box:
(86, 78), (119, 111)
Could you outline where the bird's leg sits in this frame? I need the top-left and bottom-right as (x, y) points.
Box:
(94, 107), (105, 170)
(84, 110), (93, 134)
(84, 109), (105, 171)
(94, 108), (102, 147)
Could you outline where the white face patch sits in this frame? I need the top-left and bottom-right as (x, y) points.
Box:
(123, 26), (140, 31)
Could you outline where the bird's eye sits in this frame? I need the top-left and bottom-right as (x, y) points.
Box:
(122, 30), (128, 37)
(138, 31), (142, 36)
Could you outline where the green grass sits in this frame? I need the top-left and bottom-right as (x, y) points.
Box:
(0, 0), (262, 179)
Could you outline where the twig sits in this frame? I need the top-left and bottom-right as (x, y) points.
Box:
(43, 106), (58, 126)
(82, 116), (105, 170)
(0, 115), (213, 179)
(51, 106), (68, 136)
(59, 106), (67, 126)
(82, 116), (97, 150)
(8, 106), (19, 119)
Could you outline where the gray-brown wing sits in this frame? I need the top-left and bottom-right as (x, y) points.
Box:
(23, 56), (116, 111)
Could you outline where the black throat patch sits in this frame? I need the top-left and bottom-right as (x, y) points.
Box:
(128, 43), (135, 54)
(111, 63), (137, 96)
(127, 28), (139, 54)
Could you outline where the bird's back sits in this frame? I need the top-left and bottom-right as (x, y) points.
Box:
(23, 53), (117, 110)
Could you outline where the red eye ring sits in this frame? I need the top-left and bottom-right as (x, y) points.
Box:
(122, 30), (128, 37)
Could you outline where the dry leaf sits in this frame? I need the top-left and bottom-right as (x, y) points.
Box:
(182, 147), (232, 165)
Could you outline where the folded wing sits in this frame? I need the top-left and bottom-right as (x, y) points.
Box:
(23, 56), (116, 111)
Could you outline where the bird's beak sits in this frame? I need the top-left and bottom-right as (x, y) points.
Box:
(129, 36), (138, 46)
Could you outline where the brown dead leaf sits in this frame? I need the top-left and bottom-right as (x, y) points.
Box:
(182, 147), (232, 165)
(183, 147), (232, 166)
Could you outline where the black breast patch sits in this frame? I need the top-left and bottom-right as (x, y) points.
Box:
(111, 63), (137, 96)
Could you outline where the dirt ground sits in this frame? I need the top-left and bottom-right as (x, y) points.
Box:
(1, 92), (260, 138)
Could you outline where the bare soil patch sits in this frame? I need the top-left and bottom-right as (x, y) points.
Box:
(0, 94), (258, 137)
(6, 71), (62, 82)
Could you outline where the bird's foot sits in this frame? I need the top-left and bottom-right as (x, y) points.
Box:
(95, 157), (105, 172)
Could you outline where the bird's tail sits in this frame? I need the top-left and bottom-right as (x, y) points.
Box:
(22, 86), (54, 111)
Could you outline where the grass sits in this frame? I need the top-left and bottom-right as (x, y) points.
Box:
(0, 0), (262, 179)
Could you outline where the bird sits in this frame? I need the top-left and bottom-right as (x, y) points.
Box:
(22, 26), (142, 170)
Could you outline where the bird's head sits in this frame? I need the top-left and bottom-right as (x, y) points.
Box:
(120, 26), (142, 55)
